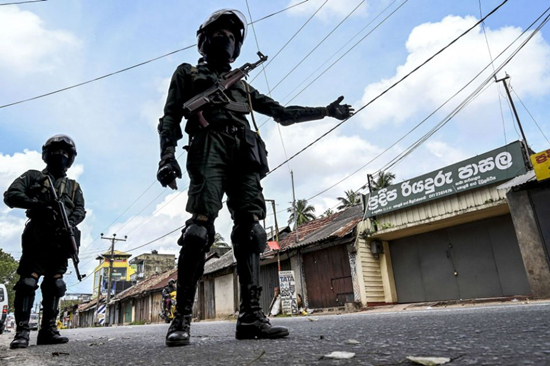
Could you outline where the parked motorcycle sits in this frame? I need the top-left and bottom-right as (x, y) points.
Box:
(159, 290), (176, 323)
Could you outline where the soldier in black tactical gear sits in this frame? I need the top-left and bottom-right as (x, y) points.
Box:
(4, 135), (86, 349)
(157, 9), (353, 347)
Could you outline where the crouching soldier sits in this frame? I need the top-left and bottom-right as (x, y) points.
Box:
(4, 135), (86, 349)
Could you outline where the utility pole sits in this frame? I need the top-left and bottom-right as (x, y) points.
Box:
(291, 171), (299, 243)
(265, 199), (281, 272)
(100, 233), (127, 326)
(495, 73), (533, 168)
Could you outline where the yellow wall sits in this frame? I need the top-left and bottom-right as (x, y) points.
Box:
(92, 257), (135, 298)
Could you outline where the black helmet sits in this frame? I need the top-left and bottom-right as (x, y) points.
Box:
(42, 134), (77, 168)
(168, 279), (176, 286)
(197, 9), (247, 63)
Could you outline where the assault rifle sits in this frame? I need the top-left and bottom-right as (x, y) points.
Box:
(46, 176), (85, 281)
(183, 52), (268, 127)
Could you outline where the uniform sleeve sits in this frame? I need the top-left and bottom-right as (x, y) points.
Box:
(68, 183), (86, 227)
(158, 65), (189, 145)
(3, 171), (41, 209)
(246, 83), (328, 125)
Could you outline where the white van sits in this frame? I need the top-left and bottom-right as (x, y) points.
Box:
(0, 284), (8, 334)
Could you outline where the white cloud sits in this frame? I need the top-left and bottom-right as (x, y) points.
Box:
(0, 6), (80, 74)
(140, 77), (171, 130)
(0, 149), (43, 191)
(425, 140), (468, 165)
(286, 0), (368, 21)
(357, 15), (550, 130)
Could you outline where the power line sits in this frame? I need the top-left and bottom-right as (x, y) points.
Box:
(0, 2), (311, 109)
(269, 0), (366, 93)
(265, 0), (510, 176)
(306, 3), (549, 201)
(257, 0), (407, 129)
(379, 10), (550, 175)
(0, 45), (195, 109)
(250, 0), (329, 81)
(0, 0), (45, 5)
(249, 0), (309, 24)
(512, 88), (550, 145)
(479, 0), (508, 145)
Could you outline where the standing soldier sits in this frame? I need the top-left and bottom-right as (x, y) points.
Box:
(157, 9), (353, 347)
(4, 135), (86, 349)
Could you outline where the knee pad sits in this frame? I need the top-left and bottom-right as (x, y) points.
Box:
(231, 222), (267, 254)
(178, 218), (215, 253)
(14, 277), (38, 295)
(41, 277), (67, 298)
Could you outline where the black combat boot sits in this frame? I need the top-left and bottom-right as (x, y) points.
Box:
(37, 295), (68, 345)
(235, 285), (289, 340)
(165, 312), (192, 347)
(165, 234), (206, 347)
(10, 322), (31, 349)
(37, 319), (68, 345)
(10, 283), (35, 349)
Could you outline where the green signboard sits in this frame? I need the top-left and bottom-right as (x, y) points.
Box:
(363, 141), (527, 218)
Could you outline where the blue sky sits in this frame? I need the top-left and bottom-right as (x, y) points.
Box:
(1, 0), (549, 294)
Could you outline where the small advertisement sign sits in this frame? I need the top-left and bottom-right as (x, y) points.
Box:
(278, 270), (298, 315)
(530, 149), (550, 182)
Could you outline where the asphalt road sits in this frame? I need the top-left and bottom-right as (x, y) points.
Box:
(1, 301), (549, 365)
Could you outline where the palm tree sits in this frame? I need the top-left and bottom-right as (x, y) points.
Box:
(322, 208), (334, 217)
(337, 190), (361, 210)
(287, 199), (316, 228)
(371, 171), (396, 192)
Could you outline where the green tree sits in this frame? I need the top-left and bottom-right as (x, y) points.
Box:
(337, 190), (361, 210)
(0, 249), (19, 312)
(287, 199), (316, 228)
(322, 208), (334, 217)
(371, 171), (396, 191)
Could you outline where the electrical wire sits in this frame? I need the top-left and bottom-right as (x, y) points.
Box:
(306, 3), (549, 201)
(0, 2), (311, 109)
(378, 10), (550, 175)
(0, 0), (45, 5)
(250, 0), (329, 81)
(511, 88), (550, 145)
(479, 0), (508, 145)
(269, 0), (366, 93)
(257, 0), (408, 129)
(265, 0), (510, 176)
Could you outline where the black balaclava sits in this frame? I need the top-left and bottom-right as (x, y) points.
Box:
(204, 31), (235, 68)
(47, 149), (70, 177)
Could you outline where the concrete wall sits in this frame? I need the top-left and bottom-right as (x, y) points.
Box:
(214, 274), (235, 317)
(507, 189), (550, 298)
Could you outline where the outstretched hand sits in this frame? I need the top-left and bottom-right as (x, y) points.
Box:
(327, 96), (354, 120)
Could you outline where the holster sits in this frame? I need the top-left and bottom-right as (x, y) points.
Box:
(242, 129), (269, 179)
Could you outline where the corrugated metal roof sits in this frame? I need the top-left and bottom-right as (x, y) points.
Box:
(203, 250), (235, 275)
(109, 268), (177, 303)
(269, 205), (363, 253)
(497, 170), (536, 190)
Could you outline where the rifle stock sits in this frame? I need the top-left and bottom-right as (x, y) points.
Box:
(46, 176), (85, 281)
(182, 52), (268, 127)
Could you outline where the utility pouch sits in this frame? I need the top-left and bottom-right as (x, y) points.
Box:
(73, 227), (82, 249)
(242, 81), (269, 179)
(242, 129), (269, 178)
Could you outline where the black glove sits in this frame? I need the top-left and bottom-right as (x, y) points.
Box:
(327, 96), (354, 120)
(157, 153), (182, 190)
